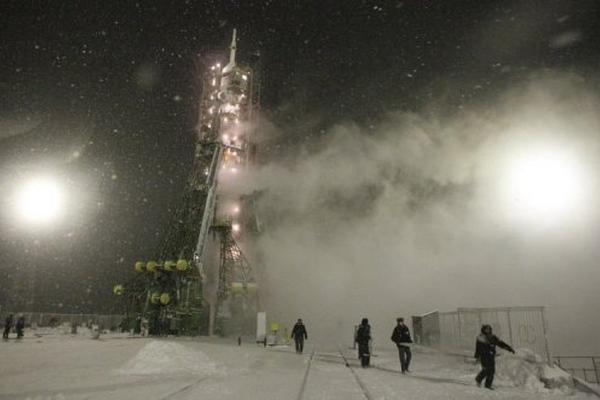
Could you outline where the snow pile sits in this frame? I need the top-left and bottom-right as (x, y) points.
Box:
(117, 340), (220, 376)
(541, 364), (576, 390)
(496, 349), (574, 394)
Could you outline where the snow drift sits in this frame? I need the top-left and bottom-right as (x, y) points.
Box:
(496, 349), (575, 394)
(117, 340), (220, 376)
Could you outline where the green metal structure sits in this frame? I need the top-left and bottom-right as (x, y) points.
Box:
(114, 29), (260, 336)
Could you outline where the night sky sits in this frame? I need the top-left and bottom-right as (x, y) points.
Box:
(1, 1), (599, 313)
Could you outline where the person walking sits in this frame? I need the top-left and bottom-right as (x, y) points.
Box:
(474, 324), (515, 390)
(15, 315), (25, 339)
(3, 314), (13, 339)
(391, 317), (413, 373)
(291, 319), (308, 354)
(355, 318), (372, 368)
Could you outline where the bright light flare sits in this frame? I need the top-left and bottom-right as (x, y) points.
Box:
(232, 222), (240, 232)
(14, 177), (64, 225)
(500, 146), (585, 221)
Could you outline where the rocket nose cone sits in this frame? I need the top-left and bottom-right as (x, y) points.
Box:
(231, 28), (237, 48)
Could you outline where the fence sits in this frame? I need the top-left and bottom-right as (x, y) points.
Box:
(555, 356), (600, 384)
(412, 306), (551, 362)
(1, 312), (124, 330)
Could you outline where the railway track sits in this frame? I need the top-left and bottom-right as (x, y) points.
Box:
(296, 349), (316, 400)
(316, 351), (478, 388)
(337, 348), (374, 400)
(159, 376), (212, 400)
(159, 346), (477, 400)
(295, 347), (373, 400)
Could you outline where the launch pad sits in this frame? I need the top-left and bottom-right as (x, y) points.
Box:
(115, 30), (261, 337)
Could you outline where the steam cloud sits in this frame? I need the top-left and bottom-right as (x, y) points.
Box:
(247, 71), (600, 353)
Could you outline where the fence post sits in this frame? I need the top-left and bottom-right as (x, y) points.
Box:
(594, 357), (599, 384)
(540, 307), (551, 363)
(507, 309), (514, 346)
(457, 310), (463, 349)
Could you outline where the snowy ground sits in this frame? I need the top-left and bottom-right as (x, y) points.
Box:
(0, 331), (597, 400)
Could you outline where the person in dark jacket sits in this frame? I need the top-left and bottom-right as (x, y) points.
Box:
(3, 314), (13, 339)
(391, 317), (413, 373)
(133, 314), (142, 335)
(291, 319), (308, 354)
(15, 315), (25, 339)
(355, 318), (371, 368)
(474, 324), (515, 389)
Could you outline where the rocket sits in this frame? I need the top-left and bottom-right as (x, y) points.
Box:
(223, 29), (237, 74)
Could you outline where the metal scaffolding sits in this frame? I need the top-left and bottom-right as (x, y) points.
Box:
(115, 29), (260, 337)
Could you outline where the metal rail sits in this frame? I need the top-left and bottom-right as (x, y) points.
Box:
(338, 348), (373, 400)
(296, 349), (316, 400)
(160, 376), (212, 400)
(555, 356), (600, 384)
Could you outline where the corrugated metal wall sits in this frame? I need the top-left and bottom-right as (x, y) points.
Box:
(414, 307), (550, 362)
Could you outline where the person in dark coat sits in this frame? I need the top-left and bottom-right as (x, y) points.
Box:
(291, 319), (308, 353)
(355, 318), (371, 368)
(15, 315), (25, 339)
(474, 324), (515, 389)
(133, 314), (142, 335)
(391, 317), (413, 373)
(3, 314), (13, 339)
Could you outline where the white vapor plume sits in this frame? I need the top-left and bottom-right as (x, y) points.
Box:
(247, 71), (600, 353)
